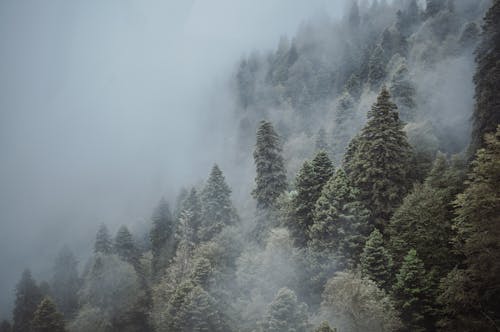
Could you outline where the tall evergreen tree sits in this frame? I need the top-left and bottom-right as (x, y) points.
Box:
(332, 91), (356, 161)
(179, 188), (203, 242)
(0, 321), (11, 332)
(471, 0), (500, 152)
(290, 152), (334, 246)
(346, 87), (412, 230)
(252, 120), (288, 210)
(94, 224), (112, 254)
(150, 198), (176, 277)
(200, 165), (237, 242)
(360, 229), (393, 290)
(393, 249), (433, 332)
(50, 246), (79, 318)
(425, 0), (446, 18)
(441, 126), (500, 330)
(260, 288), (309, 332)
(310, 168), (370, 268)
(314, 321), (336, 332)
(114, 225), (140, 268)
(368, 45), (387, 90)
(12, 269), (42, 332)
(31, 298), (66, 332)
(315, 128), (329, 152)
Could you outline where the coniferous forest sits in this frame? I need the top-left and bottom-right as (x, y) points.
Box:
(1, 0), (500, 331)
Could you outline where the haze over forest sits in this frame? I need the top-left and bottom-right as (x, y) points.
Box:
(0, 0), (499, 331)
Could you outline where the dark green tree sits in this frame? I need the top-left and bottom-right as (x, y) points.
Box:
(346, 87), (412, 230)
(310, 168), (370, 268)
(252, 120), (288, 210)
(150, 197), (176, 277)
(50, 246), (79, 318)
(114, 225), (140, 269)
(360, 229), (393, 290)
(200, 165), (237, 242)
(31, 298), (66, 332)
(12, 269), (42, 332)
(93, 224), (112, 254)
(389, 61), (416, 122)
(471, 0), (500, 152)
(314, 321), (336, 332)
(332, 91), (356, 161)
(393, 249), (433, 332)
(260, 288), (309, 332)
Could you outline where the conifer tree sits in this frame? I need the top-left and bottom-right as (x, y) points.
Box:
(310, 168), (370, 268)
(471, 0), (500, 152)
(31, 298), (66, 332)
(260, 288), (309, 332)
(360, 229), (393, 290)
(179, 188), (203, 242)
(114, 225), (140, 269)
(425, 0), (446, 18)
(290, 152), (334, 246)
(200, 164), (237, 242)
(389, 62), (416, 122)
(368, 45), (387, 90)
(348, 1), (360, 28)
(332, 91), (356, 160)
(0, 321), (11, 332)
(93, 224), (112, 254)
(252, 121), (288, 210)
(150, 197), (176, 276)
(315, 128), (329, 152)
(50, 246), (79, 318)
(12, 269), (42, 332)
(314, 321), (336, 332)
(393, 249), (433, 332)
(346, 87), (412, 230)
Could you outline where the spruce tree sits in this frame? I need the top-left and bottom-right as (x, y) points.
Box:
(368, 45), (387, 90)
(332, 91), (356, 161)
(31, 298), (66, 332)
(347, 87), (412, 230)
(393, 249), (433, 332)
(252, 120), (288, 210)
(389, 62), (416, 122)
(314, 321), (336, 332)
(114, 225), (140, 269)
(200, 164), (237, 242)
(260, 288), (309, 332)
(12, 269), (42, 332)
(290, 152), (334, 246)
(150, 197), (176, 277)
(425, 0), (446, 18)
(446, 126), (500, 329)
(179, 188), (203, 242)
(50, 246), (79, 318)
(94, 224), (112, 254)
(471, 0), (500, 152)
(360, 229), (393, 290)
(310, 168), (370, 268)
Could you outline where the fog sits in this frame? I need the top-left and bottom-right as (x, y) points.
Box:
(0, 0), (355, 319)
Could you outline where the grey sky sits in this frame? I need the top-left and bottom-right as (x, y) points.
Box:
(0, 0), (348, 319)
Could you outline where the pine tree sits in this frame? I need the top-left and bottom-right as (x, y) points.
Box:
(150, 197), (176, 277)
(0, 320), (11, 332)
(425, 0), (446, 18)
(94, 224), (112, 254)
(346, 87), (412, 230)
(471, 0), (500, 152)
(310, 168), (370, 268)
(393, 249), (433, 332)
(314, 321), (336, 332)
(290, 152), (334, 246)
(50, 246), (79, 318)
(114, 225), (140, 268)
(200, 165), (237, 242)
(31, 298), (66, 332)
(332, 91), (357, 161)
(368, 45), (387, 90)
(261, 288), (309, 332)
(389, 61), (416, 122)
(252, 121), (288, 210)
(13, 269), (42, 332)
(444, 126), (500, 330)
(315, 128), (329, 152)
(179, 188), (203, 242)
(360, 229), (393, 290)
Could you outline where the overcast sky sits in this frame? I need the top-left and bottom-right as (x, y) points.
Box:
(0, 0), (349, 319)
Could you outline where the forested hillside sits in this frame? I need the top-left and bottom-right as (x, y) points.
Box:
(3, 0), (500, 331)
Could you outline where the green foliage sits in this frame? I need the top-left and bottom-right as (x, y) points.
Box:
(314, 321), (336, 332)
(200, 165), (237, 242)
(346, 87), (412, 229)
(321, 271), (401, 332)
(114, 226), (140, 269)
(393, 249), (434, 332)
(360, 229), (393, 290)
(13, 269), (42, 332)
(51, 246), (80, 318)
(260, 288), (309, 332)
(368, 45), (387, 90)
(150, 198), (176, 277)
(31, 297), (66, 332)
(94, 224), (112, 254)
(471, 0), (500, 152)
(310, 168), (370, 268)
(252, 121), (288, 211)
